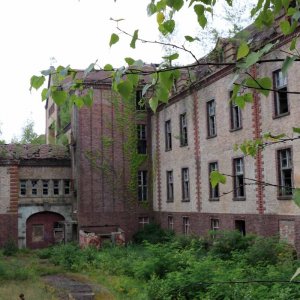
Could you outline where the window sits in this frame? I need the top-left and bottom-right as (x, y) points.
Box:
(235, 220), (246, 236)
(182, 168), (190, 201)
(209, 162), (219, 199)
(138, 217), (149, 228)
(230, 92), (242, 130)
(233, 158), (245, 199)
(273, 70), (288, 116)
(168, 216), (174, 230)
(64, 180), (70, 195)
(207, 100), (216, 137)
(277, 148), (293, 197)
(32, 224), (44, 242)
(138, 171), (147, 201)
(182, 217), (190, 235)
(31, 180), (38, 196)
(210, 218), (219, 238)
(42, 180), (49, 196)
(166, 171), (174, 202)
(20, 180), (27, 196)
(137, 124), (147, 154)
(165, 120), (172, 151)
(53, 180), (60, 195)
(136, 90), (146, 111)
(179, 113), (188, 146)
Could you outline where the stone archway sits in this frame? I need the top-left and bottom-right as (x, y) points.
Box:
(26, 211), (65, 249)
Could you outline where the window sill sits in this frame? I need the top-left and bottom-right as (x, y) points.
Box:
(165, 148), (172, 152)
(233, 197), (246, 201)
(166, 200), (174, 203)
(180, 143), (188, 147)
(209, 198), (220, 201)
(230, 127), (242, 132)
(277, 195), (293, 200)
(273, 112), (290, 119)
(207, 134), (217, 139)
(182, 199), (190, 202)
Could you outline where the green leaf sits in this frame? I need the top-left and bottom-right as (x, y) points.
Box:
(103, 64), (113, 71)
(84, 62), (96, 77)
(147, 2), (157, 16)
(290, 37), (297, 51)
(280, 20), (291, 35)
(234, 95), (246, 109)
(237, 42), (249, 60)
(293, 127), (300, 134)
(156, 12), (165, 24)
(294, 189), (300, 208)
(184, 35), (199, 42)
(149, 97), (159, 112)
(162, 53), (179, 61)
(166, 0), (184, 11)
(109, 33), (119, 47)
(244, 52), (260, 68)
(157, 86), (169, 103)
(52, 90), (68, 105)
(125, 57), (135, 65)
(130, 30), (139, 49)
(245, 77), (271, 97)
(210, 171), (226, 188)
(282, 56), (297, 75)
(30, 75), (45, 91)
(70, 94), (84, 108)
(41, 88), (49, 101)
(282, 0), (290, 11)
(142, 83), (152, 97)
(291, 267), (300, 281)
(194, 5), (207, 28)
(127, 73), (139, 87)
(159, 20), (175, 35)
(117, 80), (133, 100)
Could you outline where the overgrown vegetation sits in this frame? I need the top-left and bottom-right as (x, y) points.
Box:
(35, 228), (300, 299)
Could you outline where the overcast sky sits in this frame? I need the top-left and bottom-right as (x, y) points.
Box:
(0, 0), (250, 142)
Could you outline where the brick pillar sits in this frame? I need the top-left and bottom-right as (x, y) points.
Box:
(8, 164), (19, 213)
(251, 65), (265, 214)
(155, 115), (162, 211)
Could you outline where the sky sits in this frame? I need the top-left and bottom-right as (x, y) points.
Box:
(0, 0), (251, 142)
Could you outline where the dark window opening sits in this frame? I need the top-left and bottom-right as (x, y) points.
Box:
(180, 113), (188, 146)
(209, 162), (219, 199)
(183, 216), (190, 235)
(235, 220), (246, 236)
(278, 148), (293, 196)
(182, 168), (190, 201)
(166, 171), (174, 202)
(168, 216), (174, 230)
(138, 171), (148, 201)
(230, 91), (242, 130)
(233, 158), (245, 199)
(20, 180), (27, 196)
(165, 120), (172, 151)
(53, 180), (60, 195)
(273, 70), (289, 116)
(43, 180), (49, 196)
(207, 100), (217, 137)
(31, 180), (38, 196)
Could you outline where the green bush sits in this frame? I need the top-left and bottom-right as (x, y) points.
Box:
(133, 223), (174, 244)
(2, 238), (18, 256)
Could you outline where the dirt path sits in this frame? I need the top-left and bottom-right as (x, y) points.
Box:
(43, 275), (114, 300)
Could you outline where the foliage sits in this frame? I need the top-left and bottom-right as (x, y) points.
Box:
(133, 223), (174, 244)
(2, 238), (18, 256)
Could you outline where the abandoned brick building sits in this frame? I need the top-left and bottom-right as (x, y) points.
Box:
(1, 17), (300, 250)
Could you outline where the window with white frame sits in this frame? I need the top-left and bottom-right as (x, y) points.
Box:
(179, 113), (188, 146)
(182, 216), (190, 235)
(277, 148), (293, 196)
(53, 180), (60, 195)
(168, 215), (174, 230)
(138, 216), (149, 228)
(138, 170), (147, 201)
(166, 170), (174, 202)
(182, 168), (190, 201)
(137, 124), (147, 154)
(207, 100), (216, 137)
(31, 180), (38, 196)
(210, 218), (219, 238)
(273, 70), (288, 116)
(209, 162), (219, 199)
(233, 158), (245, 199)
(42, 180), (49, 196)
(165, 120), (172, 151)
(64, 180), (70, 195)
(20, 180), (27, 196)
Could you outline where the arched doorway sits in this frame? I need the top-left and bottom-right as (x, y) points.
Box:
(26, 211), (65, 249)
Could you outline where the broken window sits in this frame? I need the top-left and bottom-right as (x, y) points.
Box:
(168, 215), (174, 230)
(53, 180), (60, 195)
(31, 180), (38, 196)
(182, 168), (190, 201)
(273, 70), (288, 116)
(182, 216), (190, 235)
(207, 100), (217, 137)
(179, 113), (188, 146)
(42, 180), (49, 196)
(165, 120), (172, 151)
(166, 170), (174, 202)
(138, 170), (147, 201)
(64, 180), (70, 195)
(210, 218), (220, 238)
(233, 158), (245, 199)
(278, 148), (293, 197)
(209, 162), (219, 199)
(230, 91), (242, 130)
